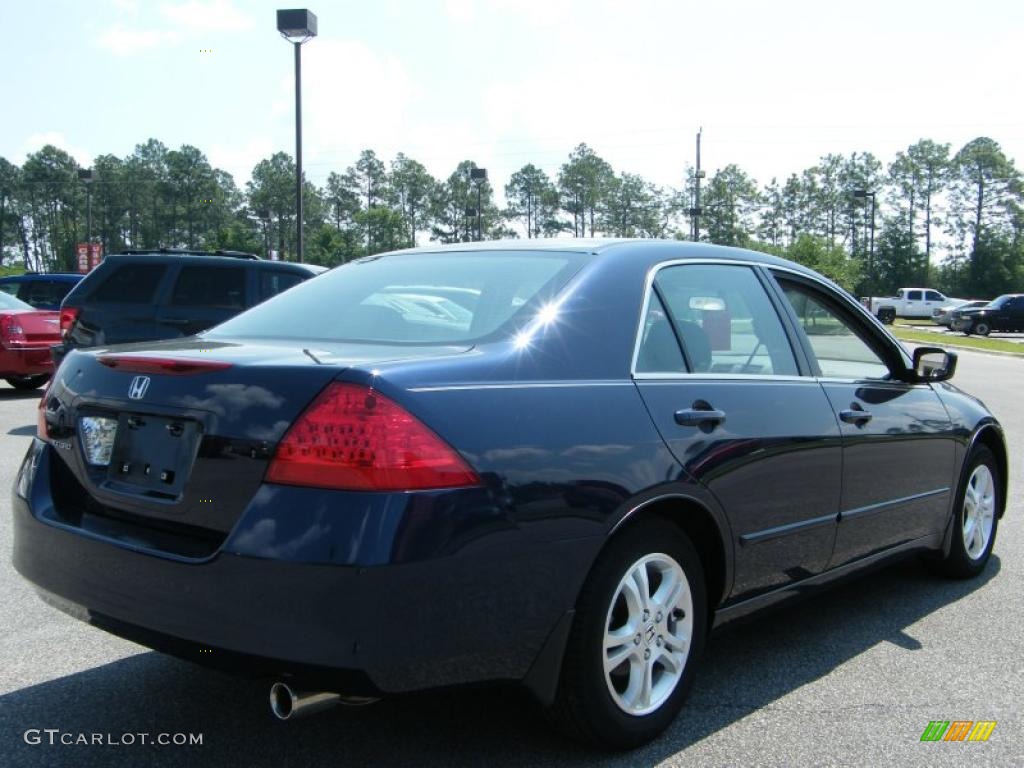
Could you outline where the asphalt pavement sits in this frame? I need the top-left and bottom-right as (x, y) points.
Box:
(0, 349), (1021, 767)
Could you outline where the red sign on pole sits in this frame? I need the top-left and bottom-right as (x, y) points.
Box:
(88, 243), (103, 270)
(76, 243), (90, 274)
(76, 243), (103, 272)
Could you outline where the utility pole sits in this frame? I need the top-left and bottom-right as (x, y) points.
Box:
(470, 167), (487, 241)
(690, 128), (704, 241)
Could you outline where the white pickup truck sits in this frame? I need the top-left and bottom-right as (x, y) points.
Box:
(864, 288), (964, 324)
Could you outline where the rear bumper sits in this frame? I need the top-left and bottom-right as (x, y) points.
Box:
(0, 346), (53, 376)
(13, 441), (600, 695)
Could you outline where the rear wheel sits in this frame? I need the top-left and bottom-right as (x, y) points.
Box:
(547, 520), (706, 749)
(939, 446), (1000, 578)
(973, 321), (991, 336)
(5, 375), (49, 391)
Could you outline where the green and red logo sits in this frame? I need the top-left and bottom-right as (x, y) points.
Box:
(920, 720), (996, 742)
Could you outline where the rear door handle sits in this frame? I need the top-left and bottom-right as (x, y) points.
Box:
(839, 405), (873, 426)
(157, 317), (192, 326)
(674, 406), (727, 428)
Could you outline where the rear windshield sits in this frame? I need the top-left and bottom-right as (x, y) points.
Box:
(207, 251), (585, 344)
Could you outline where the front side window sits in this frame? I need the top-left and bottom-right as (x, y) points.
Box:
(906, 290), (923, 301)
(781, 281), (890, 380)
(647, 264), (798, 375)
(260, 270), (305, 301)
(171, 266), (246, 309)
(0, 282), (18, 297)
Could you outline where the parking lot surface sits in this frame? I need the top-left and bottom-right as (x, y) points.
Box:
(0, 348), (1020, 767)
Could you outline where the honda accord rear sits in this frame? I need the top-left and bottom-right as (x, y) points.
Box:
(13, 240), (1004, 749)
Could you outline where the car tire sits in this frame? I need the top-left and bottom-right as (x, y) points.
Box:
(938, 445), (1000, 579)
(5, 375), (49, 391)
(973, 321), (991, 336)
(547, 520), (707, 749)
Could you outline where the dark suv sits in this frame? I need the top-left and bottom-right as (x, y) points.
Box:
(952, 293), (1024, 336)
(56, 250), (324, 362)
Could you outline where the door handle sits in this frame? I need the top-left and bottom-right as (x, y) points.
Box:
(157, 318), (192, 326)
(839, 405), (873, 426)
(675, 404), (727, 428)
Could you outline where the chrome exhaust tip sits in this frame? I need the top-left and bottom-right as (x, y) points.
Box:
(269, 682), (341, 721)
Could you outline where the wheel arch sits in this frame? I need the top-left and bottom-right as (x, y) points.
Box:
(609, 493), (734, 614)
(972, 424), (1008, 518)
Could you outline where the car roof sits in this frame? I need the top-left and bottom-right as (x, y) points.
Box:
(103, 253), (320, 272)
(0, 273), (83, 282)
(369, 237), (817, 276)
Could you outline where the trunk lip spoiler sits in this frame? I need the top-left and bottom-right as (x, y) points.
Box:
(96, 355), (233, 375)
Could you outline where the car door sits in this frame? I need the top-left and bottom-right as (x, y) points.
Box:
(771, 273), (957, 568)
(633, 262), (842, 600)
(157, 264), (249, 336)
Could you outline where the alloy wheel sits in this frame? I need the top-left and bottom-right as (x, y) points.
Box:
(962, 464), (996, 560)
(602, 553), (693, 716)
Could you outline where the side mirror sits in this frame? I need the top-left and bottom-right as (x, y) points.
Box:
(910, 346), (957, 383)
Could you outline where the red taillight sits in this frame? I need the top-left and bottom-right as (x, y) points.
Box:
(59, 307), (80, 338)
(96, 355), (233, 375)
(0, 314), (27, 348)
(266, 382), (480, 492)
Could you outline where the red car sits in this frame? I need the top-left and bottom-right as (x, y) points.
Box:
(0, 291), (61, 390)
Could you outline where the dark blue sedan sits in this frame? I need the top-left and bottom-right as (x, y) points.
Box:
(13, 240), (1006, 748)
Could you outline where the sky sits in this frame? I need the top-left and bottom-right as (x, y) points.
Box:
(2, 0), (1023, 199)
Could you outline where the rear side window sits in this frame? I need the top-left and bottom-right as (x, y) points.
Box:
(90, 264), (166, 303)
(650, 264), (798, 375)
(0, 282), (17, 297)
(208, 251), (584, 344)
(171, 266), (246, 309)
(260, 270), (305, 301)
(925, 290), (943, 301)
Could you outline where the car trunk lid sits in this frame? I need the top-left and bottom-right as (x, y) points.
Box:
(42, 338), (472, 548)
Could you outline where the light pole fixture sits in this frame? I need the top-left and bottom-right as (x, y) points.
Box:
(470, 167), (487, 241)
(853, 189), (876, 279)
(276, 8), (317, 263)
(78, 168), (95, 242)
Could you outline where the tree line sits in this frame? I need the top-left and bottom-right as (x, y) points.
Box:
(1, 136), (1021, 297)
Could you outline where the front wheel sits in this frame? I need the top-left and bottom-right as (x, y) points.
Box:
(547, 521), (707, 749)
(938, 446), (1000, 579)
(5, 375), (49, 391)
(973, 321), (991, 336)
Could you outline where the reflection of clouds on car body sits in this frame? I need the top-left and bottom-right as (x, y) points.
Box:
(174, 384), (284, 418)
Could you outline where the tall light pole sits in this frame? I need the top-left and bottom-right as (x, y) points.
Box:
(853, 189), (876, 282)
(689, 127), (705, 241)
(277, 9), (317, 263)
(78, 168), (94, 242)
(470, 167), (487, 241)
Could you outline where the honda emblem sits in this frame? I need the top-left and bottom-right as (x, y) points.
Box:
(128, 376), (150, 400)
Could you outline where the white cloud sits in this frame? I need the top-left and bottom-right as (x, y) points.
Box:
(160, 0), (255, 31)
(93, 23), (180, 56)
(17, 132), (93, 166)
(443, 0), (475, 24)
(208, 137), (276, 188)
(93, 0), (252, 56)
(274, 40), (420, 180)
